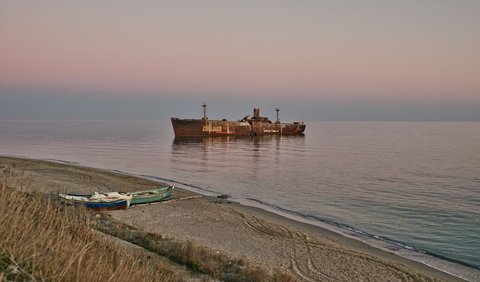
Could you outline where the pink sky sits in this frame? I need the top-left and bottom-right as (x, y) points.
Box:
(1, 1), (479, 104)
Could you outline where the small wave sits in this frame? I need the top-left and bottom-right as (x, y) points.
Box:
(110, 169), (134, 175)
(44, 159), (78, 165)
(139, 175), (220, 195)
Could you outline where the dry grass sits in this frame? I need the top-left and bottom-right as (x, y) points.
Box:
(96, 216), (296, 282)
(0, 163), (297, 282)
(0, 168), (183, 282)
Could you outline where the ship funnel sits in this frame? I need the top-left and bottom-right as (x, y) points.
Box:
(253, 108), (260, 118)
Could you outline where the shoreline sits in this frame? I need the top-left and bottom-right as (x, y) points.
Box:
(128, 173), (479, 281)
(0, 155), (472, 281)
(234, 198), (480, 277)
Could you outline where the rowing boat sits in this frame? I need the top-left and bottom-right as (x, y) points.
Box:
(129, 185), (174, 205)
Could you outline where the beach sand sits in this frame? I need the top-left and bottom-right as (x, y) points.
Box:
(0, 156), (463, 281)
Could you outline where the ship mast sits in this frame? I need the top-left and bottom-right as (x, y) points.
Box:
(202, 103), (208, 120)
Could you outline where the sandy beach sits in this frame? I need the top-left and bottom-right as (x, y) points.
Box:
(0, 156), (463, 281)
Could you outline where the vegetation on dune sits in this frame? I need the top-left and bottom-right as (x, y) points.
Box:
(0, 164), (297, 282)
(96, 215), (296, 282)
(0, 167), (181, 281)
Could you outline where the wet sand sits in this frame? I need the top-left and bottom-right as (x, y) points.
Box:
(0, 156), (463, 281)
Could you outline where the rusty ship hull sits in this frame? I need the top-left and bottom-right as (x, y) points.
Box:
(171, 107), (306, 137)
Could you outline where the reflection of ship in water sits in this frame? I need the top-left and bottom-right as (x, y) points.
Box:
(171, 133), (306, 182)
(171, 104), (306, 137)
(172, 134), (305, 146)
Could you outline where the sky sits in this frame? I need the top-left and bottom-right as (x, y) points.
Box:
(1, 1), (479, 121)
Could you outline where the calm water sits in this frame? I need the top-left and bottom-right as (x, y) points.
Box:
(1, 120), (479, 280)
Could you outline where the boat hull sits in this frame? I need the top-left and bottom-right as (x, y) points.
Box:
(83, 200), (129, 211)
(130, 185), (174, 205)
(60, 197), (129, 211)
(131, 191), (172, 205)
(59, 192), (132, 211)
(171, 118), (305, 137)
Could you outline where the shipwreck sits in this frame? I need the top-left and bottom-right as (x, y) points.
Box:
(171, 104), (306, 137)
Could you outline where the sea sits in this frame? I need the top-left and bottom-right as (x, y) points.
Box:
(0, 120), (479, 281)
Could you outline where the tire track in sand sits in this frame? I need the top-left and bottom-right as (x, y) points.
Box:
(225, 206), (427, 282)
(230, 207), (337, 281)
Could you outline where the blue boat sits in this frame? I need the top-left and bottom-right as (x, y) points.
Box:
(59, 192), (132, 211)
(83, 199), (129, 211)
